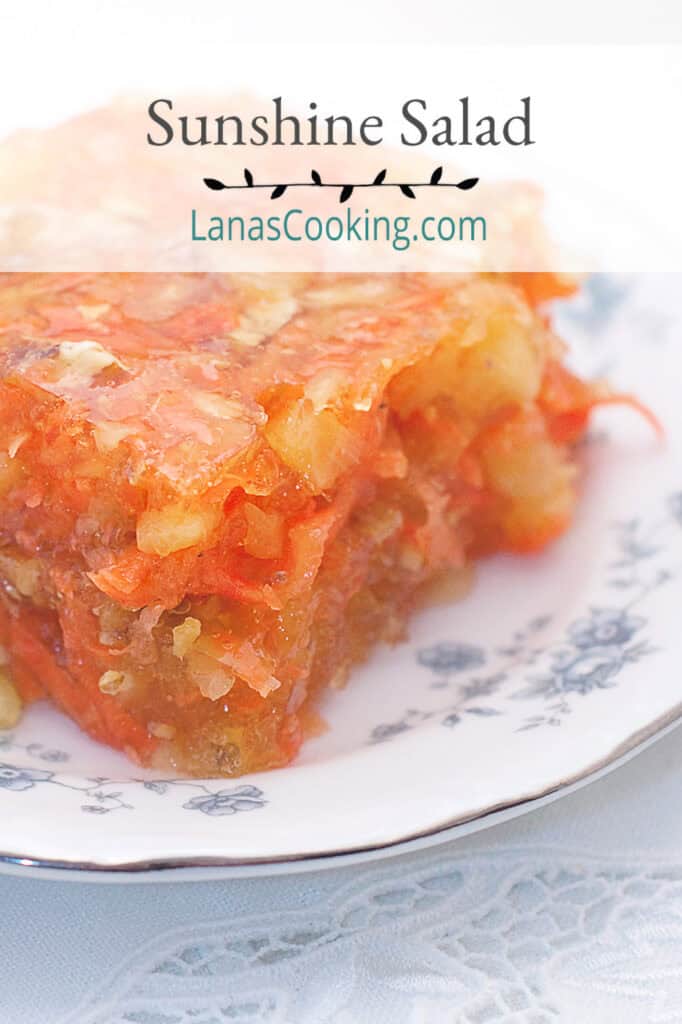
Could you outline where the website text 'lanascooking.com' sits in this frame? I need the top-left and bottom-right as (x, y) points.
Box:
(191, 207), (487, 251)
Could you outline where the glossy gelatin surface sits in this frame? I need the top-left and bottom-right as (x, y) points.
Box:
(0, 272), (612, 775)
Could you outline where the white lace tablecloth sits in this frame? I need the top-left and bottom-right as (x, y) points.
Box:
(2, 726), (682, 1024)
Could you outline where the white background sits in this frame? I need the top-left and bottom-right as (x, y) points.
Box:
(1, 2), (681, 271)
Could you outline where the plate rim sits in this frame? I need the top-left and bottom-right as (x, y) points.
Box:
(3, 703), (681, 883)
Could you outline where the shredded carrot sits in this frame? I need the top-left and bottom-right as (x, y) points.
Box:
(540, 360), (662, 443)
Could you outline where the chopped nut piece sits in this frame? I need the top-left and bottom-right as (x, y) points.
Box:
(172, 616), (202, 659)
(0, 670), (22, 729)
(98, 670), (133, 696)
(148, 721), (176, 740)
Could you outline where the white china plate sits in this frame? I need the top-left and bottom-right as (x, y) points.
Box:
(1, 274), (680, 881)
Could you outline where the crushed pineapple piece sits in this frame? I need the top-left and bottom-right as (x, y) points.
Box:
(92, 421), (134, 454)
(449, 310), (543, 419)
(480, 417), (576, 547)
(137, 502), (221, 557)
(265, 398), (361, 492)
(305, 278), (399, 307)
(305, 369), (347, 413)
(388, 285), (541, 420)
(243, 503), (284, 560)
(399, 544), (425, 572)
(77, 303), (111, 321)
(0, 452), (23, 497)
(7, 433), (28, 458)
(57, 340), (125, 382)
(0, 552), (42, 599)
(186, 649), (236, 700)
(230, 295), (298, 347)
(192, 392), (249, 421)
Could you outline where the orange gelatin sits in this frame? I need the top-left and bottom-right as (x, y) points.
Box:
(0, 272), (621, 775)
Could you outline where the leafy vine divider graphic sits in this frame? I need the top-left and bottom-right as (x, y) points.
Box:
(204, 166), (479, 203)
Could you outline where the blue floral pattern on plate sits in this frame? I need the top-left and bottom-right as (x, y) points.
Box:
(0, 735), (266, 816)
(0, 764), (54, 792)
(370, 494), (680, 741)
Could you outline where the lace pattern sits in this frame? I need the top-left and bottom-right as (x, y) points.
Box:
(61, 846), (682, 1024)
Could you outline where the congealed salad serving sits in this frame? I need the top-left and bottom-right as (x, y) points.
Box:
(0, 272), (649, 776)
